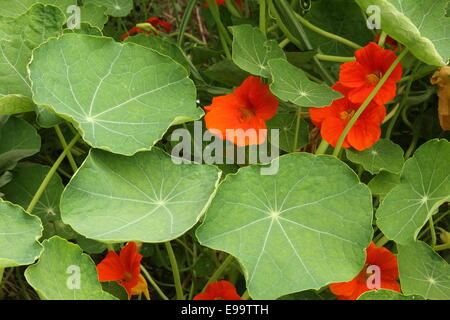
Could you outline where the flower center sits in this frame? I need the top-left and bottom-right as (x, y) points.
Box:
(339, 109), (355, 121)
(122, 271), (133, 283)
(240, 108), (256, 121)
(214, 297), (224, 300)
(366, 71), (382, 85)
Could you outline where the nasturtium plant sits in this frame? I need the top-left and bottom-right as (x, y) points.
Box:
(0, 0), (448, 303)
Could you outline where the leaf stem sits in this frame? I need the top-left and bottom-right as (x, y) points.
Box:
(202, 254), (234, 292)
(164, 241), (184, 300)
(177, 0), (197, 47)
(429, 216), (437, 248)
(332, 49), (409, 157)
(293, 107), (302, 151)
(377, 31), (387, 47)
(27, 134), (80, 214)
(54, 124), (78, 173)
(140, 265), (169, 300)
(315, 139), (329, 155)
(434, 243), (450, 251)
(315, 54), (355, 63)
(259, 0), (267, 35)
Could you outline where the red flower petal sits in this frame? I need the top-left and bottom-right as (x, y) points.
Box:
(96, 250), (125, 282)
(194, 280), (242, 300)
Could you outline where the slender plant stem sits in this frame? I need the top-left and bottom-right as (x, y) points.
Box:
(225, 0), (242, 17)
(429, 216), (437, 248)
(293, 107), (302, 151)
(207, 0), (232, 60)
(0, 268), (3, 286)
(378, 31), (387, 47)
(418, 210), (448, 239)
(170, 32), (206, 46)
(259, 0), (267, 35)
(315, 54), (355, 63)
(27, 134), (80, 214)
(315, 139), (329, 155)
(202, 254), (234, 291)
(294, 12), (362, 50)
(333, 49), (409, 157)
(164, 241), (184, 300)
(140, 265), (169, 300)
(385, 84), (412, 139)
(177, 0), (197, 47)
(434, 243), (450, 251)
(54, 124), (78, 173)
(279, 38), (290, 48)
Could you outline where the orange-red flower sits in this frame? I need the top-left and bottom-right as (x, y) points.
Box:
(375, 33), (400, 52)
(121, 17), (171, 40)
(329, 242), (400, 300)
(339, 42), (402, 105)
(204, 76), (278, 146)
(194, 280), (242, 300)
(96, 242), (150, 299)
(309, 82), (385, 151)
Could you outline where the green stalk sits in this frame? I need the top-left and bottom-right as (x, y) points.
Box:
(315, 139), (329, 155)
(429, 216), (437, 248)
(375, 235), (389, 247)
(140, 265), (169, 300)
(165, 241), (184, 300)
(177, 0), (197, 47)
(434, 243), (450, 251)
(259, 0), (267, 35)
(293, 107), (302, 151)
(315, 54), (356, 63)
(27, 134), (80, 214)
(378, 31), (387, 47)
(202, 254), (234, 291)
(54, 124), (78, 173)
(225, 0), (242, 17)
(332, 49), (409, 157)
(207, 0), (232, 59)
(294, 12), (362, 50)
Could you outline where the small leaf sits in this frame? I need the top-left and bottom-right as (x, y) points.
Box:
(268, 59), (342, 107)
(196, 153), (373, 299)
(0, 95), (35, 115)
(346, 139), (404, 175)
(357, 289), (424, 300)
(231, 25), (286, 78)
(368, 171), (400, 200)
(204, 60), (251, 87)
(398, 241), (450, 300)
(0, 199), (42, 268)
(376, 139), (450, 245)
(266, 112), (309, 152)
(84, 0), (133, 17)
(61, 148), (221, 242)
(24, 236), (117, 300)
(80, 3), (108, 29)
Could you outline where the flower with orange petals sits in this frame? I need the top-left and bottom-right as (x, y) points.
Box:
(121, 17), (171, 40)
(194, 280), (242, 300)
(309, 82), (385, 151)
(96, 242), (150, 299)
(329, 242), (400, 300)
(204, 76), (278, 147)
(339, 42), (402, 105)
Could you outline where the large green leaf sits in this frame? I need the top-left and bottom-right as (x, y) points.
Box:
(60, 148), (221, 242)
(196, 153), (373, 299)
(356, 0), (449, 66)
(0, 4), (65, 107)
(84, 0), (133, 17)
(1, 163), (74, 239)
(376, 139), (450, 244)
(398, 241), (450, 300)
(24, 236), (117, 300)
(357, 289), (424, 300)
(0, 0), (76, 18)
(0, 117), (41, 172)
(231, 25), (286, 78)
(346, 139), (404, 175)
(268, 59), (342, 107)
(80, 3), (108, 29)
(30, 33), (200, 156)
(0, 199), (42, 268)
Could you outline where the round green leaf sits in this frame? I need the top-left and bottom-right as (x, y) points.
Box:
(266, 112), (309, 152)
(0, 0), (76, 18)
(60, 148), (221, 242)
(268, 59), (342, 107)
(398, 241), (450, 300)
(357, 289), (424, 300)
(84, 0), (132, 17)
(231, 25), (286, 78)
(356, 0), (449, 66)
(0, 117), (41, 172)
(196, 153), (373, 300)
(368, 171), (400, 200)
(346, 139), (405, 175)
(0, 199), (42, 268)
(24, 236), (117, 300)
(80, 3), (108, 29)
(376, 139), (450, 245)
(30, 33), (200, 156)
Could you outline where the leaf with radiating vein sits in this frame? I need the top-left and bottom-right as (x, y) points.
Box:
(196, 153), (373, 300)
(376, 139), (450, 245)
(0, 4), (65, 107)
(358, 289), (424, 300)
(346, 139), (404, 174)
(398, 241), (450, 300)
(0, 199), (42, 268)
(268, 59), (342, 107)
(231, 25), (286, 78)
(25, 236), (117, 300)
(0, 117), (41, 172)
(0, 0), (76, 18)
(356, 0), (450, 66)
(60, 148), (221, 242)
(30, 33), (200, 156)
(84, 0), (133, 17)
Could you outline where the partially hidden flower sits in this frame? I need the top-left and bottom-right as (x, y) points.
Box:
(329, 242), (400, 300)
(375, 33), (400, 51)
(96, 242), (150, 300)
(309, 82), (385, 151)
(121, 17), (171, 40)
(339, 42), (402, 105)
(204, 76), (279, 147)
(204, 0), (243, 10)
(194, 280), (242, 300)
